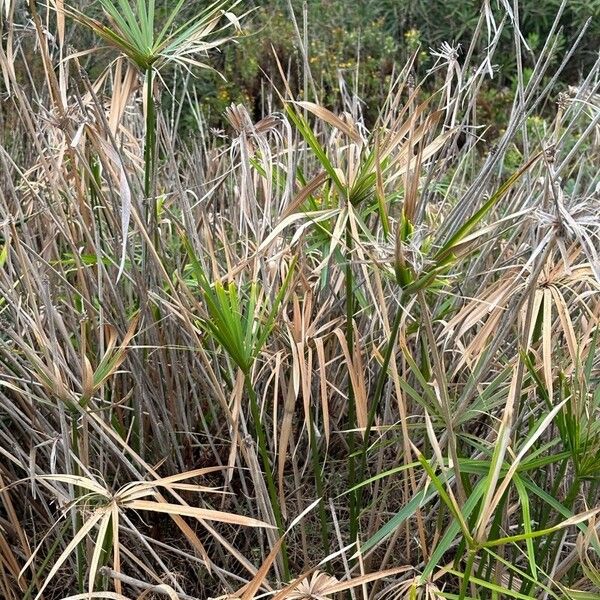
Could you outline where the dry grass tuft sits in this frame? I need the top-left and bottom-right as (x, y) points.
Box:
(0, 2), (599, 599)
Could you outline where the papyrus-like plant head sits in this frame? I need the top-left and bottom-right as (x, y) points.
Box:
(65, 0), (241, 73)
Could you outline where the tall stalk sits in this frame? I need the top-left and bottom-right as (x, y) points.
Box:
(308, 410), (331, 559)
(356, 300), (404, 510)
(70, 416), (85, 594)
(345, 226), (359, 544)
(144, 67), (157, 247)
(526, 475), (581, 592)
(243, 375), (290, 579)
(459, 549), (477, 600)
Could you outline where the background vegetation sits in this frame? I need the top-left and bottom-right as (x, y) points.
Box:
(195, 0), (600, 123)
(0, 1), (599, 600)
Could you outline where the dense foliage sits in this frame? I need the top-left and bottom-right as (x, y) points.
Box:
(0, 2), (599, 600)
(192, 0), (600, 122)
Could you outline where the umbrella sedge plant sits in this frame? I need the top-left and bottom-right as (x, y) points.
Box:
(183, 234), (296, 578)
(63, 0), (242, 244)
(1, 1), (600, 598)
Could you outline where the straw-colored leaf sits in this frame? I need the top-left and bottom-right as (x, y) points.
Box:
(88, 511), (113, 595)
(34, 510), (105, 600)
(35, 475), (109, 497)
(128, 500), (275, 528)
(294, 101), (363, 144)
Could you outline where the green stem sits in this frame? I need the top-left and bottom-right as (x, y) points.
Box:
(89, 155), (104, 245)
(244, 375), (290, 579)
(355, 300), (403, 529)
(538, 476), (581, 579)
(22, 520), (73, 600)
(70, 415), (85, 593)
(362, 304), (403, 448)
(142, 68), (158, 452)
(308, 410), (331, 560)
(459, 549), (477, 600)
(369, 303), (404, 432)
(144, 67), (157, 248)
(345, 227), (359, 544)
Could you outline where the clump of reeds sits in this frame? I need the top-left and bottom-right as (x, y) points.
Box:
(0, 1), (599, 600)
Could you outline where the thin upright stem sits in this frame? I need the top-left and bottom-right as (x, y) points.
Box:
(308, 410), (331, 559)
(244, 375), (290, 579)
(345, 226), (359, 544)
(357, 299), (404, 511)
(144, 67), (157, 247)
(70, 416), (85, 593)
(459, 549), (477, 600)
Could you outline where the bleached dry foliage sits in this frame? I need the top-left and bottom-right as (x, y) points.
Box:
(0, 1), (599, 600)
